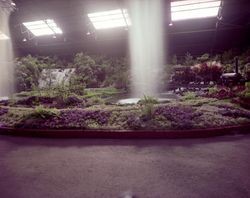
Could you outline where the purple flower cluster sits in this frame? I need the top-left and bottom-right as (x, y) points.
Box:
(0, 108), (8, 116)
(218, 105), (250, 119)
(154, 106), (201, 129)
(43, 109), (110, 129)
(127, 116), (144, 130)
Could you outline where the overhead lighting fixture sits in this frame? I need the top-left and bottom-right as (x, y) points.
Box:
(88, 9), (131, 30)
(22, 19), (63, 37)
(171, 0), (221, 21)
(0, 31), (9, 40)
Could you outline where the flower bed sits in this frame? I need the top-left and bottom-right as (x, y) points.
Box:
(1, 96), (250, 131)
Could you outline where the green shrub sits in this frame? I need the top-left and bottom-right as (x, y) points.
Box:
(73, 52), (105, 88)
(0, 108), (32, 127)
(86, 96), (104, 106)
(182, 92), (197, 100)
(208, 87), (218, 95)
(14, 53), (131, 92)
(241, 82), (250, 99)
(197, 53), (210, 63)
(15, 55), (67, 92)
(84, 87), (120, 99)
(184, 52), (194, 66)
(222, 49), (234, 64)
(27, 106), (58, 119)
(243, 63), (250, 80)
(15, 55), (42, 91)
(172, 55), (178, 65)
(245, 82), (250, 90)
(141, 103), (154, 121)
(138, 95), (158, 105)
(54, 85), (72, 100)
(139, 95), (158, 121)
(224, 64), (234, 73)
(244, 92), (250, 98)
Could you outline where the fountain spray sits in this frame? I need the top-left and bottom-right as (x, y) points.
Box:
(0, 0), (16, 98)
(129, 0), (165, 98)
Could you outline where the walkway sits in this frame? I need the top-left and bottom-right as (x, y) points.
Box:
(0, 135), (250, 198)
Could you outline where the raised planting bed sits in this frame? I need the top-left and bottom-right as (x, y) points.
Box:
(0, 124), (249, 139)
(0, 95), (250, 138)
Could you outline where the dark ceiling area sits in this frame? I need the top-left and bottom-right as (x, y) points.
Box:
(9, 0), (250, 57)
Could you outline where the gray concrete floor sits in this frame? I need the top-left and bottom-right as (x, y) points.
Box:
(0, 135), (250, 198)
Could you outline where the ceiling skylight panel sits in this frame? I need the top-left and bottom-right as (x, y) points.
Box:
(88, 9), (131, 30)
(23, 20), (45, 26)
(31, 29), (54, 36)
(53, 27), (63, 34)
(171, 0), (217, 6)
(88, 9), (123, 18)
(171, 0), (221, 21)
(22, 19), (63, 36)
(171, 1), (221, 12)
(172, 7), (219, 20)
(90, 15), (125, 22)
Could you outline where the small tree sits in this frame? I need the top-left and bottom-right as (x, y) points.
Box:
(15, 55), (42, 91)
(184, 52), (194, 66)
(172, 55), (178, 65)
(222, 49), (234, 64)
(197, 53), (210, 63)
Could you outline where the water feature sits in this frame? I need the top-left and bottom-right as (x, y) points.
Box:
(0, 1), (15, 99)
(39, 68), (76, 88)
(129, 0), (165, 98)
(117, 91), (179, 105)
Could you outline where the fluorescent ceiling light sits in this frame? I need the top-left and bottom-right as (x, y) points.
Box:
(23, 19), (63, 36)
(171, 0), (221, 21)
(88, 9), (131, 30)
(0, 31), (9, 40)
